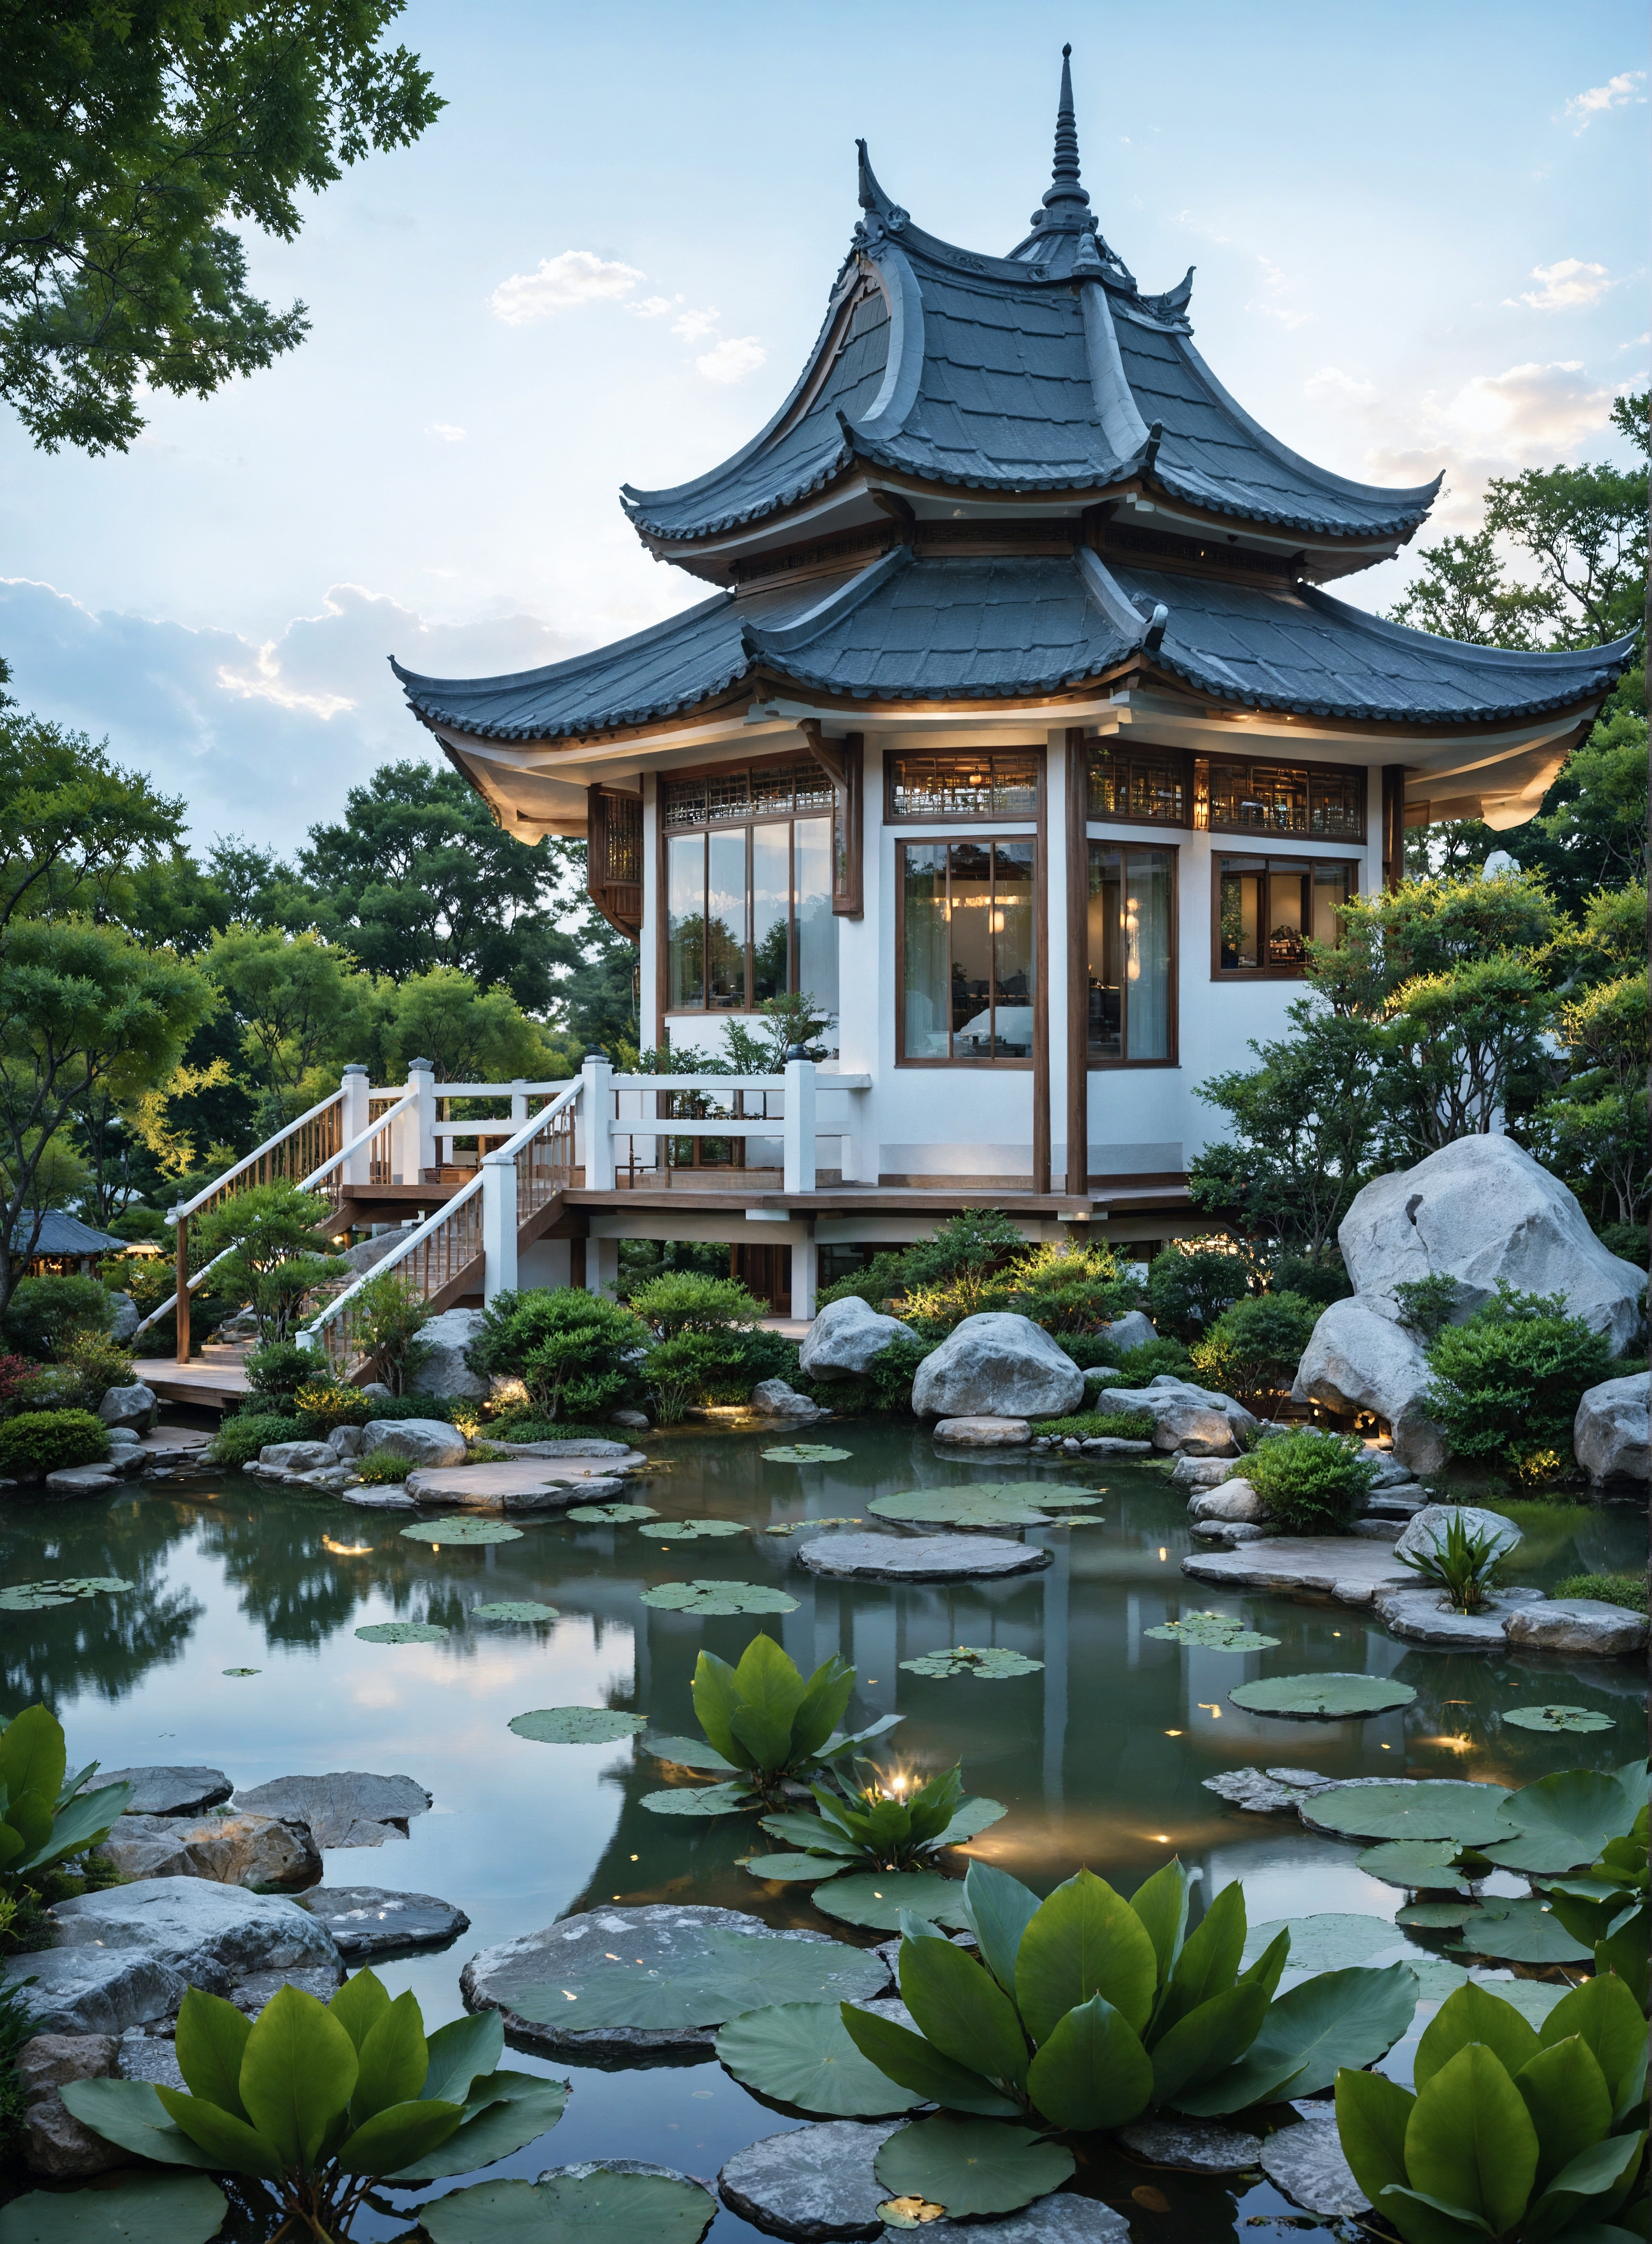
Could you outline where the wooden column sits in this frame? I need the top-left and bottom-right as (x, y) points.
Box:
(1381, 765), (1406, 892)
(1064, 728), (1089, 1199)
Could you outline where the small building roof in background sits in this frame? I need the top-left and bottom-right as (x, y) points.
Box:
(12, 1211), (130, 1257)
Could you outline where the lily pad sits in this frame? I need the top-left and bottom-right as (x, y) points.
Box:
(641, 1784), (754, 1816)
(640, 1579), (799, 1615)
(1046, 1515), (1106, 1528)
(651, 1519), (747, 1540)
(508, 1708), (647, 1745)
(1452, 1898), (1593, 1965)
(643, 1734), (738, 1773)
(717, 1999), (925, 2116)
(898, 1645), (1045, 1679)
(473, 1600), (560, 1622)
(764, 1445), (852, 1463)
(400, 1516), (523, 1544)
(1396, 1900), (1476, 1928)
(354, 1620), (449, 1644)
(870, 1491), (1051, 1528)
(1146, 1611), (1281, 1651)
(811, 1871), (973, 1932)
(0, 1576), (134, 1611)
(0, 2171), (228, 2243)
(1355, 1841), (1472, 1892)
(1229, 1674), (1416, 1720)
(765, 1516), (862, 1535)
(221, 1667), (260, 1677)
(510, 1925), (887, 2032)
(874, 2115), (1074, 2220)
(739, 1852), (836, 1881)
(1241, 1913), (1403, 1972)
(1502, 1703), (1615, 1734)
(569, 1503), (659, 1524)
(1465, 1976), (1570, 2024)
(1303, 1779), (1509, 1844)
(421, 2165), (716, 2244)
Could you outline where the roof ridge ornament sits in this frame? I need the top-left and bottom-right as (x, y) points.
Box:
(854, 139), (908, 237)
(1041, 43), (1091, 225)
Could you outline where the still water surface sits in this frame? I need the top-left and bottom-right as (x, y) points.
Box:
(3, 1427), (1643, 2241)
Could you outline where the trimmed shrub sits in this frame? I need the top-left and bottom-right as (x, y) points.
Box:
(1032, 1410), (1156, 1441)
(1190, 1292), (1320, 1410)
(814, 1251), (911, 1313)
(44, 1330), (137, 1414)
(209, 1411), (306, 1466)
(1423, 1283), (1616, 1472)
(2, 1275), (114, 1360)
(1145, 1244), (1249, 1338)
(0, 1409), (111, 1479)
(1002, 1242), (1139, 1338)
(1392, 1273), (1463, 1345)
(1551, 1571), (1648, 1613)
(480, 1416), (618, 1444)
(351, 1451), (410, 1485)
(1266, 1253), (1352, 1306)
(469, 1288), (648, 1423)
(1078, 1337), (1194, 1383)
(1242, 1427), (1378, 1533)
(348, 1270), (434, 1395)
(245, 1339), (319, 1407)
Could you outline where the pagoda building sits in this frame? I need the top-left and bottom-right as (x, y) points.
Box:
(393, 51), (1632, 1302)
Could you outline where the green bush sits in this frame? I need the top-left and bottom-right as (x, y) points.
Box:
(0, 1409), (111, 1478)
(815, 1251), (911, 1313)
(2, 1275), (114, 1360)
(1146, 1244), (1249, 1338)
(1089, 1337), (1194, 1382)
(245, 1338), (319, 1406)
(469, 1287), (649, 1423)
(1551, 1571), (1648, 1613)
(348, 1269), (434, 1395)
(1032, 1410), (1156, 1441)
(1190, 1292), (1320, 1409)
(351, 1451), (409, 1484)
(1266, 1253), (1352, 1306)
(209, 1411), (306, 1467)
(1423, 1284), (1616, 1472)
(1596, 1221), (1649, 1270)
(30, 1329), (138, 1415)
(622, 1272), (768, 1422)
(1243, 1427), (1378, 1533)
(481, 1416), (622, 1444)
(1002, 1242), (1139, 1337)
(1392, 1272), (1464, 1345)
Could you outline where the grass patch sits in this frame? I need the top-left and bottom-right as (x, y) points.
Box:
(484, 1417), (633, 1444)
(1032, 1411), (1156, 1441)
(1551, 1572), (1647, 1613)
(351, 1452), (410, 1485)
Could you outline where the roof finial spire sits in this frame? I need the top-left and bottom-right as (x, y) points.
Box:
(1042, 42), (1091, 222)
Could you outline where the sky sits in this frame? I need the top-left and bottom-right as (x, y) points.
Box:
(2, 0), (1645, 854)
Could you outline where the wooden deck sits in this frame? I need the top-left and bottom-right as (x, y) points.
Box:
(133, 1347), (252, 1410)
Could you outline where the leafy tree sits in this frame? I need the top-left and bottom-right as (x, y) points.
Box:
(0, 707), (186, 928)
(378, 965), (577, 1084)
(1527, 969), (1649, 1247)
(193, 1180), (343, 1341)
(1146, 1243), (1250, 1338)
(1389, 528), (1547, 646)
(560, 928), (640, 1054)
(203, 925), (383, 1123)
(1189, 1292), (1321, 1411)
(1, 1), (443, 453)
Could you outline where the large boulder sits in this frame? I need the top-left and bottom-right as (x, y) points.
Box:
(98, 1812), (320, 1890)
(232, 1771), (431, 1849)
(911, 1313), (1083, 1419)
(799, 1295), (917, 1380)
(361, 1418), (468, 1469)
(1097, 1309), (1157, 1356)
(1394, 1503), (1521, 1566)
(1292, 1296), (1447, 1474)
(96, 1766), (231, 1817)
(97, 1382), (156, 1433)
(256, 1440), (334, 1472)
(47, 1881), (342, 1996)
(1337, 1135), (1645, 1354)
(0, 1949), (185, 2038)
(747, 1379), (829, 1421)
(105, 1292), (141, 1343)
(1190, 1479), (1265, 1524)
(1573, 1372), (1650, 1487)
(15, 2034), (124, 2178)
(411, 1307), (491, 1399)
(1094, 1376), (1257, 1457)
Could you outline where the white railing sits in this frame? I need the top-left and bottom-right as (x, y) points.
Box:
(589, 1060), (872, 1193)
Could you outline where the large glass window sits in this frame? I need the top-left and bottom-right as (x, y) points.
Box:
(899, 840), (1036, 1063)
(888, 752), (1040, 820)
(1215, 855), (1357, 976)
(1087, 844), (1175, 1064)
(666, 815), (838, 1015)
(1195, 758), (1366, 841)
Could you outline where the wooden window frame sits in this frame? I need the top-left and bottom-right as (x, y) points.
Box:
(884, 747), (1045, 823)
(1209, 852), (1362, 982)
(1086, 839), (1180, 1069)
(660, 806), (836, 1017)
(895, 834), (1040, 1071)
(1195, 754), (1369, 844)
(1084, 738), (1194, 829)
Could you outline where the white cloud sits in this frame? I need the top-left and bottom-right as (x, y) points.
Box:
(487, 249), (646, 324)
(1245, 253), (1313, 330)
(1508, 259), (1611, 313)
(696, 336), (766, 385)
(1305, 367), (1378, 405)
(670, 306), (721, 344)
(626, 295), (680, 318)
(425, 423), (467, 442)
(1564, 71), (1646, 129)
(1438, 359), (1617, 452)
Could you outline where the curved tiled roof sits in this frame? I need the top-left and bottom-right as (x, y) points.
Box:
(393, 552), (1634, 742)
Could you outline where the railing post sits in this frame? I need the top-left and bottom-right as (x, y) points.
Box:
(510, 1078), (528, 1125)
(582, 1054), (615, 1190)
(341, 1064), (370, 1187)
(783, 1057), (816, 1195)
(172, 1209), (189, 1366)
(398, 1058), (435, 1183)
(481, 1150), (518, 1301)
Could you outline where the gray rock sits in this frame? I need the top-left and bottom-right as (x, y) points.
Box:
(489, 1438), (640, 1459)
(1371, 1588), (1536, 1650)
(896, 2203), (1130, 2244)
(796, 1532), (1051, 1582)
(1337, 1135), (1646, 1355)
(16, 2033), (124, 2177)
(1504, 1599), (1649, 1658)
(1266, 1768), (1330, 1787)
(1260, 2112), (1370, 2218)
(1117, 2117), (1262, 2171)
(340, 1484), (417, 1510)
(1190, 1479), (1265, 1524)
(43, 1464), (121, 1495)
(1573, 1372), (1650, 1487)
(256, 1439), (334, 1472)
(1202, 1768), (1334, 1814)
(404, 1460), (603, 1512)
(106, 1427), (142, 1450)
(1182, 1537), (1412, 1606)
(362, 1417), (468, 1468)
(295, 1885), (470, 1956)
(912, 1313), (1083, 1421)
(933, 1416), (1031, 1447)
(750, 1378), (831, 1421)
(95, 1765), (232, 1817)
(98, 1812), (320, 1890)
(117, 2031), (186, 2093)
(1094, 1378), (1257, 1457)
(1367, 1452), (1415, 1487)
(360, 1381), (393, 1398)
(1292, 1295), (1447, 1474)
(1350, 1519), (1403, 1541)
(1395, 1504), (1522, 1565)
(232, 1771), (431, 1850)
(97, 1383), (157, 1433)
(610, 1409), (651, 1429)
(231, 1966), (347, 2012)
(1172, 1456), (1234, 1489)
(48, 1880), (342, 1996)
(1097, 1309), (1157, 1356)
(325, 1423), (367, 1459)
(412, 1306), (492, 1399)
(719, 2121), (900, 2240)
(800, 1296), (918, 1381)
(291, 1466), (359, 1493)
(462, 1904), (870, 2057)
(1, 1949), (187, 2037)
(1079, 1436), (1154, 1456)
(106, 1292), (141, 1343)
(1189, 1521), (1270, 1547)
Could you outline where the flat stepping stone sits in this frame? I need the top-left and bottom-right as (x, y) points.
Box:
(1181, 1537), (1412, 1606)
(932, 1417), (1030, 1446)
(719, 2120), (902, 2240)
(97, 1765), (231, 1817)
(898, 2201), (1131, 2241)
(1116, 2117), (1262, 2172)
(341, 1486), (416, 1510)
(1260, 2111), (1370, 2217)
(404, 1461), (624, 1511)
(294, 1884), (469, 1956)
(461, 1903), (885, 2059)
(1370, 1588), (1542, 1648)
(43, 1463), (122, 1493)
(795, 1532), (1051, 1582)
(492, 1438), (645, 1463)
(232, 1771), (431, 1848)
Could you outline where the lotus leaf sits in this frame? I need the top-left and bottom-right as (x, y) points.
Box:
(1229, 1674), (1416, 1720)
(222, 1668), (261, 1678)
(1502, 1703), (1614, 1733)
(1304, 1779), (1509, 1844)
(873, 2116), (1074, 2220)
(764, 1445), (852, 1462)
(643, 1735), (738, 1773)
(640, 1784), (753, 1816)
(386, 2068), (570, 2181)
(354, 1621), (449, 1644)
(715, 2000), (925, 2116)
(898, 1646), (1045, 1679)
(1452, 1898), (1593, 1965)
(651, 1519), (746, 1539)
(1172, 1961), (1418, 2114)
(508, 1708), (646, 1745)
(400, 1516), (523, 1545)
(640, 1579), (799, 1614)
(473, 1600), (560, 1622)
(0, 2172), (228, 2243)
(1395, 1900), (1475, 1928)
(1241, 1914), (1405, 1974)
(765, 1516), (862, 1535)
(421, 2166), (717, 2244)
(510, 1926), (887, 2033)
(1145, 1611), (1281, 1651)
(0, 1576), (134, 1611)
(1355, 1842), (1472, 1892)
(569, 1503), (658, 1523)
(812, 1870), (973, 1932)
(1482, 1768), (1643, 1874)
(870, 1491), (1051, 1528)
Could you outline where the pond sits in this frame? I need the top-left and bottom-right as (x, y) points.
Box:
(3, 1424), (1644, 2241)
